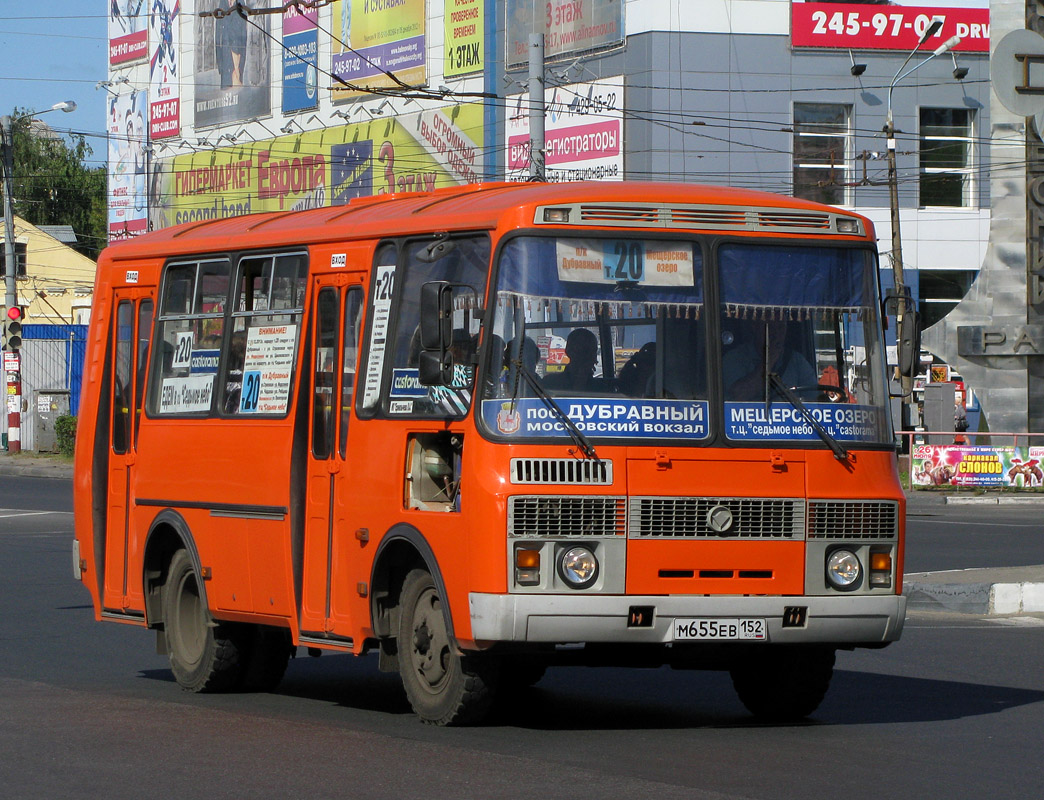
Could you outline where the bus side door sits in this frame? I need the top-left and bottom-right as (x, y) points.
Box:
(103, 290), (154, 613)
(300, 276), (364, 639)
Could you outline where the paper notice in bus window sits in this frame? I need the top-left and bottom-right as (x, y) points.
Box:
(362, 265), (396, 409)
(555, 239), (694, 287)
(159, 374), (215, 413)
(239, 324), (297, 414)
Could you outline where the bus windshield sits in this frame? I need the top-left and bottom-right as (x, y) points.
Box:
(479, 235), (891, 448)
(718, 243), (891, 447)
(480, 235), (709, 441)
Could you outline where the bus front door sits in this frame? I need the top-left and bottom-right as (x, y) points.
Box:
(300, 278), (364, 641)
(103, 291), (154, 614)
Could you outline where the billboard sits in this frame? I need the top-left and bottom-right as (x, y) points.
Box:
(108, 90), (149, 240)
(912, 445), (1044, 488)
(282, 3), (319, 113)
(194, 0), (272, 128)
(507, 0), (624, 69)
(149, 0), (181, 139)
(149, 103), (484, 229)
(109, 0), (148, 65)
(331, 0), (426, 101)
(445, 0), (484, 77)
(505, 77), (623, 183)
(791, 2), (989, 52)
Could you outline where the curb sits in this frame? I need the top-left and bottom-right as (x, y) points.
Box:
(942, 495), (1044, 505)
(0, 460), (73, 479)
(905, 566), (1044, 615)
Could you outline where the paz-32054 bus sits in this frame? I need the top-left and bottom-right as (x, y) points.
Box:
(74, 181), (907, 725)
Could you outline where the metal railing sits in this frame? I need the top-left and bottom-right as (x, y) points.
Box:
(897, 430), (1044, 491)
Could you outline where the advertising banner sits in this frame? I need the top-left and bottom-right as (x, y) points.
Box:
(108, 91), (149, 240)
(791, 1), (989, 53)
(331, 0), (426, 100)
(194, 0), (271, 128)
(149, 0), (180, 139)
(506, 77), (623, 182)
(913, 445), (1044, 488)
(150, 103), (484, 229)
(445, 0), (484, 77)
(507, 0), (624, 69)
(282, 3), (319, 113)
(110, 0), (148, 65)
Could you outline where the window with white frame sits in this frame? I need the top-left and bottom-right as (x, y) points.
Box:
(919, 108), (974, 207)
(793, 103), (852, 206)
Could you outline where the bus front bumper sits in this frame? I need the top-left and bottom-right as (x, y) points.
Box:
(469, 593), (906, 646)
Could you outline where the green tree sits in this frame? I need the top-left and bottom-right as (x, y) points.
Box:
(2, 107), (107, 260)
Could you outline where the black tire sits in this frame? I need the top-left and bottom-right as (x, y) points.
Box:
(397, 569), (498, 726)
(730, 646), (836, 722)
(240, 625), (293, 692)
(163, 549), (246, 693)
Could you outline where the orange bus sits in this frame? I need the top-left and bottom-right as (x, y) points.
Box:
(74, 181), (907, 725)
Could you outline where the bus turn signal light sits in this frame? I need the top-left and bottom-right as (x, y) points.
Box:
(515, 547), (541, 586)
(870, 552), (892, 587)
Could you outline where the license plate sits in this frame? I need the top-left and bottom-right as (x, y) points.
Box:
(673, 618), (766, 641)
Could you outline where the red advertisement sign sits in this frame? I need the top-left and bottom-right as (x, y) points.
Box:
(791, 3), (989, 53)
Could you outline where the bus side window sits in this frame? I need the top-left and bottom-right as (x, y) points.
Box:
(312, 288), (338, 460)
(339, 287), (363, 458)
(112, 300), (133, 454)
(133, 299), (154, 448)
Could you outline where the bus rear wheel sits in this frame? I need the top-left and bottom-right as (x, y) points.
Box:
(730, 646), (835, 721)
(397, 569), (498, 726)
(163, 549), (245, 693)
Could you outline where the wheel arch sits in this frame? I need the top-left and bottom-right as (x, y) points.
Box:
(142, 509), (204, 629)
(369, 523), (453, 642)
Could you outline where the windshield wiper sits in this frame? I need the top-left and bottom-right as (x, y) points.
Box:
(767, 373), (849, 462)
(509, 357), (601, 463)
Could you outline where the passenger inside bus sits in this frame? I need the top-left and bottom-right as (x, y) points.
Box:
(543, 328), (599, 393)
(617, 342), (656, 396)
(723, 319), (817, 400)
(502, 336), (539, 396)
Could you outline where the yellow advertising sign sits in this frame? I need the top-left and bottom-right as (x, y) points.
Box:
(331, 0), (427, 100)
(445, 0), (484, 77)
(150, 104), (484, 230)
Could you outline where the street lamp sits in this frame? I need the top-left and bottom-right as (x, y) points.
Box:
(0, 100), (77, 453)
(883, 21), (960, 406)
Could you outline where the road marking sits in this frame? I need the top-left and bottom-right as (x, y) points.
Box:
(0, 510), (72, 518)
(987, 616), (1044, 627)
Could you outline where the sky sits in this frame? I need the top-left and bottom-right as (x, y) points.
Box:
(0, 1), (108, 168)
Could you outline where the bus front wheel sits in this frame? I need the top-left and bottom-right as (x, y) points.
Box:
(397, 569), (498, 725)
(163, 549), (245, 693)
(730, 646), (835, 721)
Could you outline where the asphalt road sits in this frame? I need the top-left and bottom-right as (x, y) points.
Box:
(1, 475), (1042, 799)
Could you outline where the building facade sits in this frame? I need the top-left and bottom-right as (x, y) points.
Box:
(105, 0), (991, 376)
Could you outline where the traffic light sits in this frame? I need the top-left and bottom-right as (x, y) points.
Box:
(3, 306), (22, 350)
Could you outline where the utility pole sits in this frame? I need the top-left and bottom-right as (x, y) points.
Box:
(528, 33), (545, 181)
(1, 115), (21, 453)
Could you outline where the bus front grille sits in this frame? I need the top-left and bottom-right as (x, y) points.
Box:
(508, 496), (626, 537)
(628, 497), (805, 539)
(510, 458), (613, 485)
(807, 500), (899, 540)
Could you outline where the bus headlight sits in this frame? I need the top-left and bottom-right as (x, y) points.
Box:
(558, 546), (599, 589)
(826, 549), (861, 590)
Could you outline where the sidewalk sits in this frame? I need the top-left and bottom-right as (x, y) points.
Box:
(0, 450), (73, 479)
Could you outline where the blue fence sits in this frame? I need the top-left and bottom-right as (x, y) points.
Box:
(22, 324), (88, 415)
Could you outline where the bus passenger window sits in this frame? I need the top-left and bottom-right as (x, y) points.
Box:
(340, 287), (362, 457)
(134, 299), (153, 448)
(112, 300), (133, 454)
(149, 258), (230, 416)
(220, 253), (308, 417)
(313, 289), (338, 459)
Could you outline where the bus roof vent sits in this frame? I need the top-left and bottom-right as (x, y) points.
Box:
(510, 458), (613, 485)
(540, 203), (862, 236)
(755, 211), (833, 230)
(577, 205), (664, 225)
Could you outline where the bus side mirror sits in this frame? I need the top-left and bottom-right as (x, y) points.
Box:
(420, 281), (453, 351)
(883, 287), (921, 379)
(418, 349), (453, 385)
(897, 309), (921, 378)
